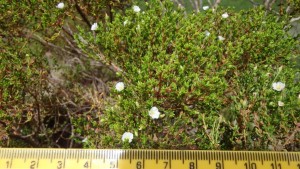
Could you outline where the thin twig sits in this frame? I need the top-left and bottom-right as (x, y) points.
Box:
(24, 29), (77, 57)
(73, 0), (91, 28)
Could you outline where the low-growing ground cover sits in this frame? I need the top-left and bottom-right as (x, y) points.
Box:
(0, 0), (299, 150)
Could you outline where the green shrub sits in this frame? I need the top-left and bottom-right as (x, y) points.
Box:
(0, 0), (133, 147)
(0, 1), (58, 146)
(76, 0), (299, 150)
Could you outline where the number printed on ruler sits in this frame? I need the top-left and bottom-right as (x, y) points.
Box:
(0, 149), (299, 169)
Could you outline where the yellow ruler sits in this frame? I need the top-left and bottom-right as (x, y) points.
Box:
(0, 149), (299, 169)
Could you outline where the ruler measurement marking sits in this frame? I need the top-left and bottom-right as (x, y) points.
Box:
(155, 151), (158, 164)
(50, 150), (53, 163)
(169, 154), (172, 169)
(9, 158), (13, 169)
(186, 151), (188, 162)
(116, 158), (119, 168)
(279, 153), (282, 162)
(63, 152), (66, 169)
(154, 152), (159, 164)
(182, 151), (184, 164)
(195, 152), (198, 169)
(23, 149), (26, 163)
(221, 153), (224, 169)
(89, 159), (92, 169)
(235, 152), (238, 164)
(1, 149), (300, 169)
(142, 155), (145, 169)
(174, 151), (176, 160)
(208, 151), (211, 164)
(271, 153), (275, 169)
(134, 150), (138, 160)
(36, 157), (39, 169)
(246, 158), (250, 169)
(76, 150), (79, 163)
(259, 152), (263, 165)
(283, 153), (287, 164)
(166, 151), (168, 161)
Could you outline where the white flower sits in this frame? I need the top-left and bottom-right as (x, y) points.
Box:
(203, 6), (209, 10)
(272, 82), (285, 91)
(82, 137), (88, 143)
(56, 2), (64, 9)
(122, 132), (133, 143)
(205, 30), (210, 37)
(115, 82), (125, 91)
(133, 5), (141, 13)
(149, 107), (160, 119)
(123, 20), (128, 26)
(222, 12), (229, 19)
(91, 23), (98, 31)
(278, 101), (284, 107)
(218, 36), (225, 41)
(298, 94), (300, 99)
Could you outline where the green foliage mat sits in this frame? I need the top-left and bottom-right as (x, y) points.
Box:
(75, 0), (300, 150)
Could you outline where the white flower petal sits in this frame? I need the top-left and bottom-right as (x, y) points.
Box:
(115, 82), (125, 92)
(133, 5), (141, 13)
(149, 107), (160, 119)
(122, 132), (133, 143)
(218, 36), (225, 41)
(91, 23), (98, 31)
(82, 137), (88, 143)
(203, 6), (209, 10)
(278, 101), (284, 107)
(272, 82), (285, 91)
(222, 12), (229, 19)
(205, 31), (210, 37)
(56, 2), (64, 9)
